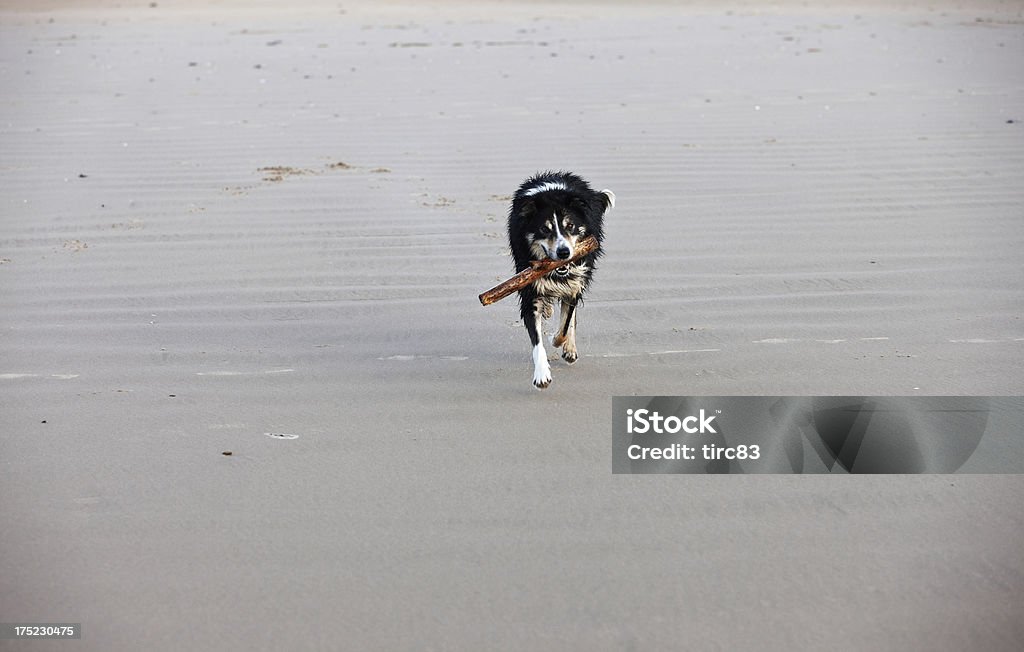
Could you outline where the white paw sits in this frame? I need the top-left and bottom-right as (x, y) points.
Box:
(532, 343), (552, 389)
(533, 361), (552, 389)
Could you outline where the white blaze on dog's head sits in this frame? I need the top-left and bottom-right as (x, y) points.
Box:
(552, 211), (575, 260)
(522, 180), (569, 197)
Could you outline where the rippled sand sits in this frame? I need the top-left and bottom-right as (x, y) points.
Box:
(2, 2), (1022, 650)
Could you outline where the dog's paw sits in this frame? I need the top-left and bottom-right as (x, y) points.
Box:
(536, 360), (552, 386)
(561, 349), (578, 365)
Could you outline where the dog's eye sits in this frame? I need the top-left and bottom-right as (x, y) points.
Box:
(564, 221), (577, 234)
(538, 222), (552, 236)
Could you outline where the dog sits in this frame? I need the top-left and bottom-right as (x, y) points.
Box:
(507, 171), (615, 389)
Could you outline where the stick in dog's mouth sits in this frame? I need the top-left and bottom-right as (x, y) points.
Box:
(478, 235), (600, 306)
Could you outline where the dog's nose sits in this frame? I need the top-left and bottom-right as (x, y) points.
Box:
(556, 246), (571, 260)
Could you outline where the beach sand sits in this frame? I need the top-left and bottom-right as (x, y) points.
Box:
(1, 1), (1023, 650)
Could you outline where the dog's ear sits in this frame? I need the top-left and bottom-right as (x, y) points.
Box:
(518, 198), (536, 218)
(598, 189), (615, 212)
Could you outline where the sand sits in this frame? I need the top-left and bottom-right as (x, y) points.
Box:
(1, 1), (1023, 650)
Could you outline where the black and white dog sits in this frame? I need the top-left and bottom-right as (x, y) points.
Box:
(507, 171), (615, 389)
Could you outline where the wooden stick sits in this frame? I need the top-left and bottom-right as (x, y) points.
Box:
(479, 235), (599, 306)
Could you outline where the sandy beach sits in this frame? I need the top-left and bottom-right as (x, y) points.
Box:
(2, 1), (1023, 649)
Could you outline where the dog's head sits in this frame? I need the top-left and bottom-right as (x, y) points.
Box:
(518, 189), (614, 262)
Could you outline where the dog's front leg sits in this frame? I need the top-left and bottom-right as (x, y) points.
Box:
(554, 298), (578, 364)
(522, 296), (551, 389)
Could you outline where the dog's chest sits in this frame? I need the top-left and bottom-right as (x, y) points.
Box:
(530, 263), (589, 298)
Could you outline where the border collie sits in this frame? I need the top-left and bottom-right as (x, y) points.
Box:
(507, 171), (615, 389)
